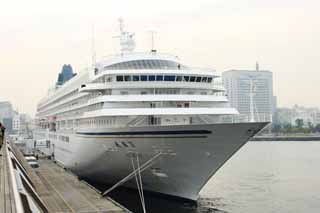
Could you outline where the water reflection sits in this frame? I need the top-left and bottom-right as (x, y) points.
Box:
(103, 186), (227, 213)
(90, 181), (227, 213)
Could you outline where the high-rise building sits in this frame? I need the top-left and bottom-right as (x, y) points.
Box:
(0, 99), (14, 119)
(2, 118), (13, 133)
(12, 113), (29, 133)
(0, 98), (14, 132)
(12, 114), (21, 131)
(222, 63), (274, 122)
(313, 111), (320, 125)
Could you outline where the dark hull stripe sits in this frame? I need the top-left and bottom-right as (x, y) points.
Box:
(76, 130), (211, 136)
(76, 136), (208, 139)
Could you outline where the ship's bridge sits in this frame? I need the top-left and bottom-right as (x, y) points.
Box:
(97, 52), (182, 69)
(92, 52), (217, 81)
(93, 51), (212, 73)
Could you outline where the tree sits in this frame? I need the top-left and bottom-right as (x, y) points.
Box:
(315, 124), (320, 133)
(272, 124), (281, 133)
(295, 118), (304, 129)
(282, 123), (293, 134)
(307, 122), (314, 133)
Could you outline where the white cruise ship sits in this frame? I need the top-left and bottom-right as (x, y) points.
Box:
(34, 20), (268, 202)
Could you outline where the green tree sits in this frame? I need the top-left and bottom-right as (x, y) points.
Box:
(295, 118), (304, 129)
(307, 122), (314, 133)
(272, 124), (281, 133)
(282, 123), (293, 134)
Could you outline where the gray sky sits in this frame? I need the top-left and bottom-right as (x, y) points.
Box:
(0, 0), (319, 115)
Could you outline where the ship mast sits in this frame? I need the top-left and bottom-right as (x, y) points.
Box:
(115, 18), (136, 54)
(148, 29), (157, 52)
(249, 78), (255, 122)
(91, 24), (96, 69)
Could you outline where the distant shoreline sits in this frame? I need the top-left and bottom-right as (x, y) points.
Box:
(251, 135), (320, 141)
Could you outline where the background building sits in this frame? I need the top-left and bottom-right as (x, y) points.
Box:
(222, 63), (274, 122)
(0, 98), (32, 134)
(0, 99), (14, 119)
(2, 118), (13, 132)
(12, 113), (32, 135)
(275, 105), (320, 127)
(12, 114), (22, 131)
(0, 98), (14, 132)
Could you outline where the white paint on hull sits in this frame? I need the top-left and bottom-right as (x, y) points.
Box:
(34, 122), (267, 201)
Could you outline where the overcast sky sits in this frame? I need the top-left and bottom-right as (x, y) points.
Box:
(0, 0), (319, 115)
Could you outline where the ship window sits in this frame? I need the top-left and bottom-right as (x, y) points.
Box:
(148, 75), (155, 81)
(207, 77), (213, 83)
(150, 60), (157, 68)
(116, 76), (124, 82)
(156, 60), (162, 67)
(144, 60), (152, 69)
(137, 60), (143, 68)
(124, 61), (131, 69)
(176, 76), (182, 81)
(124, 75), (131, 81)
(190, 76), (196, 82)
(156, 75), (163, 81)
(183, 76), (190, 82)
(133, 75), (140, 81)
(117, 62), (125, 69)
(132, 61), (139, 69)
(141, 75), (148, 81)
(159, 60), (168, 69)
(202, 77), (207, 82)
(196, 77), (202, 82)
(164, 75), (175, 81)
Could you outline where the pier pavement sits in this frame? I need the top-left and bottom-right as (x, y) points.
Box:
(0, 142), (16, 213)
(0, 140), (129, 213)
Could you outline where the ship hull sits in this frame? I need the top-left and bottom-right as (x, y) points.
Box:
(34, 122), (268, 201)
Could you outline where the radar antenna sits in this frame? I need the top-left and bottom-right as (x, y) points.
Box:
(91, 24), (96, 69)
(114, 18), (135, 54)
(148, 29), (157, 52)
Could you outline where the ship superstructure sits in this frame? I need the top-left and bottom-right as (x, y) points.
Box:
(34, 20), (267, 202)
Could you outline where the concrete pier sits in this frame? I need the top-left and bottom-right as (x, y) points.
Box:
(35, 158), (126, 212)
(251, 135), (320, 141)
(0, 141), (129, 212)
(0, 144), (16, 213)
